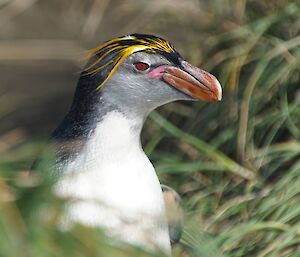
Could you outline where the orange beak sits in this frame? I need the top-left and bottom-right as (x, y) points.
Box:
(162, 61), (222, 102)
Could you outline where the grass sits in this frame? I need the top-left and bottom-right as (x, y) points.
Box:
(1, 1), (300, 256)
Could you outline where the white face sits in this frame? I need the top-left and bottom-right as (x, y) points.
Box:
(98, 51), (222, 117)
(99, 52), (191, 115)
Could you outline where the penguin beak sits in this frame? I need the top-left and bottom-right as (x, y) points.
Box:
(162, 61), (222, 102)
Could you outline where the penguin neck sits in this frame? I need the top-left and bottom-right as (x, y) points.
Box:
(71, 94), (148, 144)
(52, 78), (150, 165)
(52, 76), (150, 142)
(85, 110), (144, 163)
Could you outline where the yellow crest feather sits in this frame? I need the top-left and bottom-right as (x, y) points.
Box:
(84, 34), (178, 90)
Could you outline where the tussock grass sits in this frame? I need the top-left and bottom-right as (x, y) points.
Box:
(1, 1), (300, 256)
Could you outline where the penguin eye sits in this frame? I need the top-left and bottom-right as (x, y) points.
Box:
(134, 62), (150, 71)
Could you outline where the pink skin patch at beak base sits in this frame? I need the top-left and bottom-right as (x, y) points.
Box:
(146, 65), (168, 79)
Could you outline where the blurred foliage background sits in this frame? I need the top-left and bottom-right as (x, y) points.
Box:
(0, 0), (300, 256)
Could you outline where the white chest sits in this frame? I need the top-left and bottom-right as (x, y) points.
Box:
(54, 112), (171, 255)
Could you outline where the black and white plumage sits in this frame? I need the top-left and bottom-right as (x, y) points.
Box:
(46, 34), (222, 255)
